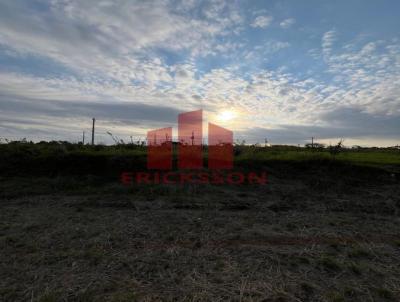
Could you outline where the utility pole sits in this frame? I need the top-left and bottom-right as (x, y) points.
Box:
(82, 131), (85, 145)
(311, 137), (314, 149)
(91, 118), (95, 145)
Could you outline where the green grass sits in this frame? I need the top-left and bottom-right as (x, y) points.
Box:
(0, 142), (398, 178)
(336, 151), (400, 165)
(236, 149), (400, 165)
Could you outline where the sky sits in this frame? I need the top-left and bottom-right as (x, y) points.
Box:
(0, 0), (399, 146)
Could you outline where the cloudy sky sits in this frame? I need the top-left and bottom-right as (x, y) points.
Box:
(0, 0), (399, 146)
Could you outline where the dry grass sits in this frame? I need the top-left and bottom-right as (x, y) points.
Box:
(1, 167), (400, 302)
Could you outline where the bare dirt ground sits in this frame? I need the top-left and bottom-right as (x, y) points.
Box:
(1, 167), (400, 301)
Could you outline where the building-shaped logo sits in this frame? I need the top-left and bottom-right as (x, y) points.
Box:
(147, 110), (233, 170)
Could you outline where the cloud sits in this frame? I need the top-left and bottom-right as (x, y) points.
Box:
(1, 29), (400, 145)
(0, 90), (182, 143)
(322, 29), (337, 57)
(0, 0), (244, 79)
(244, 40), (290, 62)
(0, 2), (399, 146)
(261, 41), (290, 53)
(250, 15), (273, 28)
(0, 96), (181, 125)
(279, 18), (295, 29)
(239, 107), (400, 145)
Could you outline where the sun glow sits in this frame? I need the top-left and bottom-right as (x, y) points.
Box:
(217, 110), (237, 122)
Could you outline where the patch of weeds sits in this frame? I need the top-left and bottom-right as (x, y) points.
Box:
(368, 265), (385, 277)
(266, 294), (288, 302)
(346, 261), (363, 275)
(214, 259), (225, 271)
(3, 235), (15, 244)
(300, 282), (315, 297)
(165, 235), (175, 242)
(289, 255), (310, 267)
(0, 286), (18, 300)
(3, 235), (24, 247)
(373, 287), (394, 300)
(268, 202), (291, 212)
(343, 286), (360, 298)
(318, 256), (342, 272)
(328, 242), (344, 252)
(38, 290), (60, 302)
(0, 222), (11, 231)
(74, 289), (95, 302)
(109, 291), (138, 302)
(329, 242), (339, 249)
(392, 240), (400, 248)
(347, 246), (372, 258)
(297, 256), (311, 264)
(23, 241), (39, 254)
(193, 240), (202, 249)
(82, 246), (104, 265)
(285, 222), (297, 231)
(325, 291), (345, 302)
(23, 222), (47, 232)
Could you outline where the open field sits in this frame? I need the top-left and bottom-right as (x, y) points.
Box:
(1, 142), (400, 301)
(2, 0), (400, 301)
(0, 142), (399, 176)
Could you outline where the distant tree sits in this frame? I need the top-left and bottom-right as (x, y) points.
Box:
(329, 139), (344, 157)
(305, 143), (325, 150)
(234, 139), (246, 146)
(107, 131), (123, 145)
(351, 145), (362, 151)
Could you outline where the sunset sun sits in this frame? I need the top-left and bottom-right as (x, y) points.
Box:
(217, 110), (236, 122)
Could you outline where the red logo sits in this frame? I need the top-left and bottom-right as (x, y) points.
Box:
(147, 109), (233, 170)
(121, 109), (267, 185)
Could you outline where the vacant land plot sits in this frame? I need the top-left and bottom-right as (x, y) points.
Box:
(1, 148), (400, 301)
